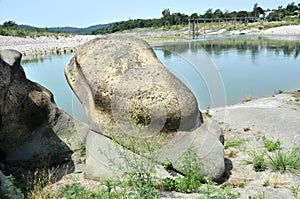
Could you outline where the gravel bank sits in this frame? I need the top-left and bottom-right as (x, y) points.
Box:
(0, 35), (97, 58)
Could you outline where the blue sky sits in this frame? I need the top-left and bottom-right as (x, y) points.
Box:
(0, 0), (297, 27)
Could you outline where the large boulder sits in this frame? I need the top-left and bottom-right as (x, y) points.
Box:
(0, 49), (87, 162)
(65, 36), (224, 180)
(65, 36), (201, 138)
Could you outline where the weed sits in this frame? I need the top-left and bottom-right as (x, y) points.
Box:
(248, 192), (266, 199)
(262, 136), (281, 152)
(175, 148), (202, 193)
(263, 174), (285, 188)
(163, 158), (173, 171)
(161, 177), (177, 191)
(225, 149), (239, 158)
(292, 95), (300, 102)
(204, 106), (212, 118)
(267, 146), (300, 173)
(251, 152), (267, 172)
(289, 183), (299, 199)
(3, 175), (23, 199)
(27, 169), (53, 199)
(79, 143), (86, 156)
(197, 177), (240, 199)
(225, 137), (246, 149)
(58, 182), (93, 198)
(124, 172), (158, 199)
(244, 96), (252, 102)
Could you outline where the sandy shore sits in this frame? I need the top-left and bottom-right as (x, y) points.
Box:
(1, 25), (299, 58)
(261, 25), (300, 35)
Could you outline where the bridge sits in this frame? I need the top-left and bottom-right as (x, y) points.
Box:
(188, 17), (263, 38)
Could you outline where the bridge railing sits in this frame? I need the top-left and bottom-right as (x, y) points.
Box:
(188, 16), (264, 38)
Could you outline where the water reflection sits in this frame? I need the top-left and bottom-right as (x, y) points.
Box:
(155, 36), (300, 60)
(153, 36), (300, 108)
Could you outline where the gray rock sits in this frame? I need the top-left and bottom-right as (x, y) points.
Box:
(65, 36), (224, 181)
(0, 49), (87, 162)
(85, 130), (170, 180)
(159, 116), (225, 180)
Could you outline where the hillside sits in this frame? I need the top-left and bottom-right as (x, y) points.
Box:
(18, 24), (109, 35)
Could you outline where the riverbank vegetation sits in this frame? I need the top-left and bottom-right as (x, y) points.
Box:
(93, 2), (300, 34)
(0, 20), (68, 37)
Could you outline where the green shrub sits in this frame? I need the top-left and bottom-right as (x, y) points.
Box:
(161, 177), (177, 191)
(262, 136), (281, 152)
(197, 177), (240, 199)
(175, 148), (202, 193)
(252, 152), (267, 172)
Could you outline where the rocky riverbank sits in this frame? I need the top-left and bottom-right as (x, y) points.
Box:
(39, 92), (300, 199)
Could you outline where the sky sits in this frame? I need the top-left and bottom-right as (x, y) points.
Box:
(0, 0), (297, 28)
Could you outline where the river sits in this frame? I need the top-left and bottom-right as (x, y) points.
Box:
(22, 35), (300, 120)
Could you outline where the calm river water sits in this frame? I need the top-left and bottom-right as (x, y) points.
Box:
(22, 36), (300, 118)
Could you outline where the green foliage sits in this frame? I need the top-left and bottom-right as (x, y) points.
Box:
(175, 148), (202, 193)
(4, 175), (23, 199)
(126, 173), (158, 199)
(57, 181), (126, 199)
(248, 192), (266, 199)
(0, 23), (69, 37)
(204, 106), (212, 118)
(79, 143), (86, 156)
(197, 177), (240, 199)
(57, 182), (94, 199)
(267, 146), (300, 173)
(161, 177), (177, 191)
(225, 138), (246, 149)
(276, 89), (284, 94)
(2, 20), (17, 28)
(163, 158), (173, 170)
(262, 136), (281, 152)
(251, 152), (267, 172)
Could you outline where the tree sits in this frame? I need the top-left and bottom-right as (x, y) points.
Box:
(286, 2), (298, 15)
(236, 11), (248, 17)
(203, 8), (213, 18)
(286, 2), (298, 12)
(253, 3), (258, 16)
(162, 8), (171, 26)
(162, 9), (171, 18)
(3, 20), (17, 28)
(190, 13), (198, 19)
(252, 3), (264, 17)
(223, 10), (231, 18)
(214, 9), (224, 18)
(278, 5), (284, 19)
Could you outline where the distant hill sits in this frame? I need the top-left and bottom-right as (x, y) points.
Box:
(18, 24), (110, 34)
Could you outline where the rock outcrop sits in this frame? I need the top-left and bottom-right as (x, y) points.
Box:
(65, 36), (225, 180)
(0, 49), (87, 162)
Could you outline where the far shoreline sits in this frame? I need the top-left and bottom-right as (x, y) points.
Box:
(1, 24), (300, 59)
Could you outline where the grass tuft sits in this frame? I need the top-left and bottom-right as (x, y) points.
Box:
(266, 146), (300, 173)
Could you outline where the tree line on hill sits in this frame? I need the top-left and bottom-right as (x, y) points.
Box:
(1, 2), (300, 36)
(92, 2), (300, 34)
